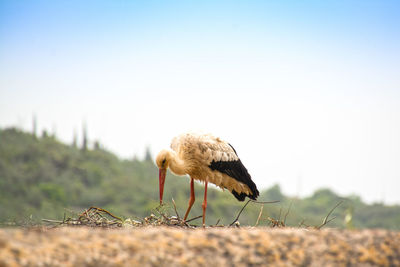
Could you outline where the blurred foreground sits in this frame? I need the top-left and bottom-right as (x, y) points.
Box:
(0, 227), (399, 266)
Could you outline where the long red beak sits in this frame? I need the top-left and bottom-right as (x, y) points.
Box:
(159, 168), (166, 205)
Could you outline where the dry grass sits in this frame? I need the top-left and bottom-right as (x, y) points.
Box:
(41, 199), (341, 231)
(42, 204), (203, 229)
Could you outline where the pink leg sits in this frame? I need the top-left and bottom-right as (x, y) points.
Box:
(202, 181), (208, 227)
(184, 178), (195, 221)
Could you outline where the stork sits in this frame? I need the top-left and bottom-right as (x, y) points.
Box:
(155, 133), (259, 226)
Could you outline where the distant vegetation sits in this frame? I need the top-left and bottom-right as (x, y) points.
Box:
(0, 127), (399, 229)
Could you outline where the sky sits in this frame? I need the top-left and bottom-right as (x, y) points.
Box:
(1, 0), (399, 204)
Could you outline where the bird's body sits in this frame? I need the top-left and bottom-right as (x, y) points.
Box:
(156, 132), (259, 226)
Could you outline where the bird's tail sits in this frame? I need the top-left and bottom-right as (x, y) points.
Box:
(231, 183), (259, 201)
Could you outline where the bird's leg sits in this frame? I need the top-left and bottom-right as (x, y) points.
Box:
(183, 178), (195, 222)
(202, 181), (208, 227)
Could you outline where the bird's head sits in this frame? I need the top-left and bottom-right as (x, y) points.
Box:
(155, 149), (171, 170)
(155, 150), (171, 205)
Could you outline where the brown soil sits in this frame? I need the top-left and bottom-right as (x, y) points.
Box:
(0, 227), (399, 267)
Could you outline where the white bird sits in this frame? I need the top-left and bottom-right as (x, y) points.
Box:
(155, 132), (259, 226)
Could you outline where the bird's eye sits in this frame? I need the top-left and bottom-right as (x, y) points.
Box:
(162, 159), (166, 164)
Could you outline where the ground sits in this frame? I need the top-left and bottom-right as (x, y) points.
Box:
(0, 227), (399, 267)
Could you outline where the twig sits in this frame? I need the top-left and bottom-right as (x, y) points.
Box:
(43, 207), (126, 228)
(160, 213), (170, 222)
(42, 219), (64, 224)
(230, 200), (250, 226)
(254, 205), (264, 226)
(316, 201), (343, 229)
(84, 207), (123, 222)
(171, 198), (180, 220)
(230, 200), (279, 226)
(299, 218), (309, 228)
(283, 201), (292, 225)
(267, 217), (284, 227)
(185, 215), (202, 223)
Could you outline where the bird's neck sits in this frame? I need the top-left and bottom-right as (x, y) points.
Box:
(168, 151), (187, 176)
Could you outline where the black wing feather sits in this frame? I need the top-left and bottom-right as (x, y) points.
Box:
(208, 157), (259, 201)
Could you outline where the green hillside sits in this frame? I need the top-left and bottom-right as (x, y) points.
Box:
(1, 127), (399, 229)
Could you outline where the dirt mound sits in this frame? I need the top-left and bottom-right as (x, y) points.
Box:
(0, 227), (399, 266)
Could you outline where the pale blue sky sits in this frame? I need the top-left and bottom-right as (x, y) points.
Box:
(1, 0), (399, 203)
